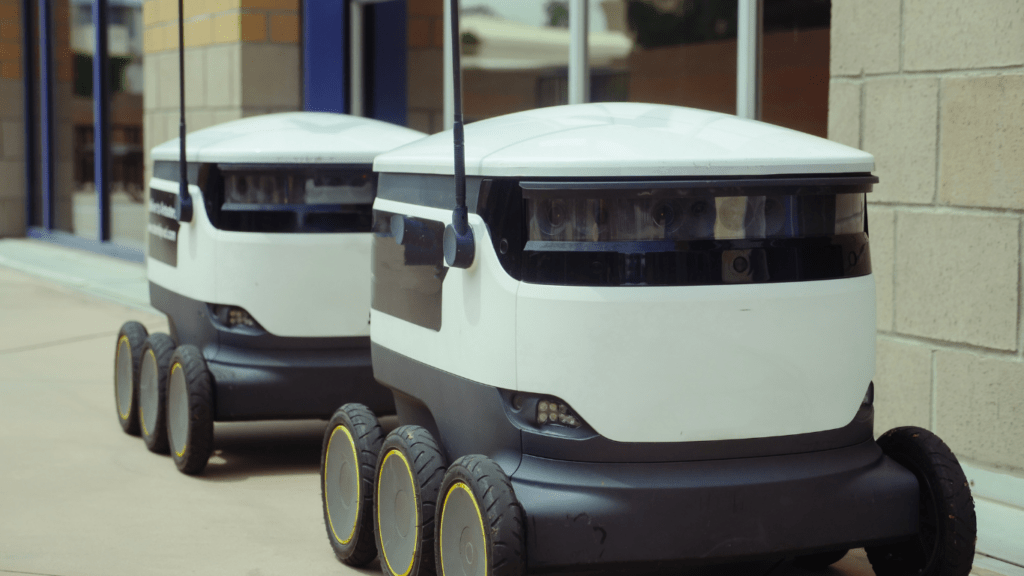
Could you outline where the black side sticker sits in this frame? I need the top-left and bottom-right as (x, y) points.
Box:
(371, 210), (447, 332)
(148, 188), (179, 267)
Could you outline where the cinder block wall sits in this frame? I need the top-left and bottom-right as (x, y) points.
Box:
(0, 0), (25, 236)
(141, 0), (301, 187)
(829, 0), (1024, 476)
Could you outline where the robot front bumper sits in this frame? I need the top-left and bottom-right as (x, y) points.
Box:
(151, 282), (394, 421)
(511, 440), (919, 572)
(372, 344), (920, 572)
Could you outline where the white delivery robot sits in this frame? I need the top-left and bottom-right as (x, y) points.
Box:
(319, 103), (976, 576)
(113, 112), (424, 475)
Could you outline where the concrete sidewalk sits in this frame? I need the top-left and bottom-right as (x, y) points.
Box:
(0, 240), (1015, 576)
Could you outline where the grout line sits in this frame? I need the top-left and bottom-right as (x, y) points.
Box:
(831, 64), (1024, 80)
(1018, 218), (1023, 359)
(858, 77), (865, 151)
(890, 208), (898, 330)
(898, 0), (905, 73)
(933, 77), (942, 205)
(867, 201), (1024, 217)
(930, 348), (938, 433)
(877, 331), (1022, 361)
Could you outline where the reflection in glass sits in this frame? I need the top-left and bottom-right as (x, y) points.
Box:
(591, 0), (736, 114)
(460, 0), (632, 121)
(588, 0), (831, 137)
(526, 190), (865, 243)
(224, 171), (375, 206)
(64, 0), (144, 246)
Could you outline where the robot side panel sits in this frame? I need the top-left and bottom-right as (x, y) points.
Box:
(516, 274), (877, 444)
(215, 232), (372, 338)
(146, 178), (218, 305)
(370, 198), (518, 391)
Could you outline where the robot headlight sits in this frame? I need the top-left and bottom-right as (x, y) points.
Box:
(534, 397), (582, 428)
(209, 304), (264, 331)
(523, 187), (866, 244)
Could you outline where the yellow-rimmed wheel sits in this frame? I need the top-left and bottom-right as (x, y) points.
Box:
(166, 345), (214, 475)
(321, 403), (383, 566)
(436, 455), (524, 576)
(138, 333), (175, 453)
(375, 425), (446, 576)
(114, 321), (148, 435)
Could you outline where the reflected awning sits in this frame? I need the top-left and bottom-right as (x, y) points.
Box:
(461, 15), (633, 71)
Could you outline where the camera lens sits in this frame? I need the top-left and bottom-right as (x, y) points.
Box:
(653, 202), (675, 228)
(536, 199), (569, 236)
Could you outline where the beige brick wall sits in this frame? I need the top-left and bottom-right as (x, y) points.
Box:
(141, 0), (301, 187)
(830, 0), (1024, 476)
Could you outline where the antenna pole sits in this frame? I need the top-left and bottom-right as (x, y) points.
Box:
(449, 0), (466, 234)
(175, 0), (192, 222)
(442, 0), (474, 268)
(178, 0), (185, 194)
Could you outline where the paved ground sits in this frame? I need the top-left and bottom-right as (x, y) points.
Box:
(0, 239), (1013, 576)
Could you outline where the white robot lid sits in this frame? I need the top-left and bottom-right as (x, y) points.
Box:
(373, 102), (874, 178)
(151, 112), (426, 165)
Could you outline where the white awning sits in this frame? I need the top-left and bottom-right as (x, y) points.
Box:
(460, 14), (633, 71)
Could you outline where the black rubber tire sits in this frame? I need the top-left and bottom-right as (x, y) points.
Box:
(435, 455), (525, 576)
(866, 427), (976, 576)
(374, 425), (447, 576)
(321, 403), (384, 567)
(793, 549), (849, 570)
(166, 345), (215, 475)
(114, 321), (148, 435)
(138, 333), (175, 454)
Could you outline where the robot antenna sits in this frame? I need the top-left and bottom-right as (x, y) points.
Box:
(175, 0), (193, 222)
(443, 0), (474, 269)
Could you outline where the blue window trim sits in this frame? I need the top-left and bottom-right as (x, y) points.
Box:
(21, 0), (36, 228)
(303, 0), (347, 113)
(38, 0), (54, 230)
(371, 0), (406, 125)
(302, 0), (407, 123)
(93, 0), (110, 241)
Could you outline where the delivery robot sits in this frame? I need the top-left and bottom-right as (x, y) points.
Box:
(319, 102), (976, 576)
(113, 112), (424, 475)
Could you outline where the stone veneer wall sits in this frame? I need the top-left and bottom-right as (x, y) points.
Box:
(0, 0), (24, 236)
(141, 0), (301, 187)
(829, 1), (1024, 562)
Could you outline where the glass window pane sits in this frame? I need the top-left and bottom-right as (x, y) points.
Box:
(52, 0), (90, 236)
(52, 0), (144, 247)
(461, 0), (572, 122)
(591, 0), (737, 115)
(761, 0), (830, 137)
(108, 0), (145, 248)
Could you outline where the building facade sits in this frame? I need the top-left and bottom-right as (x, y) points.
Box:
(1, 0), (1022, 567)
